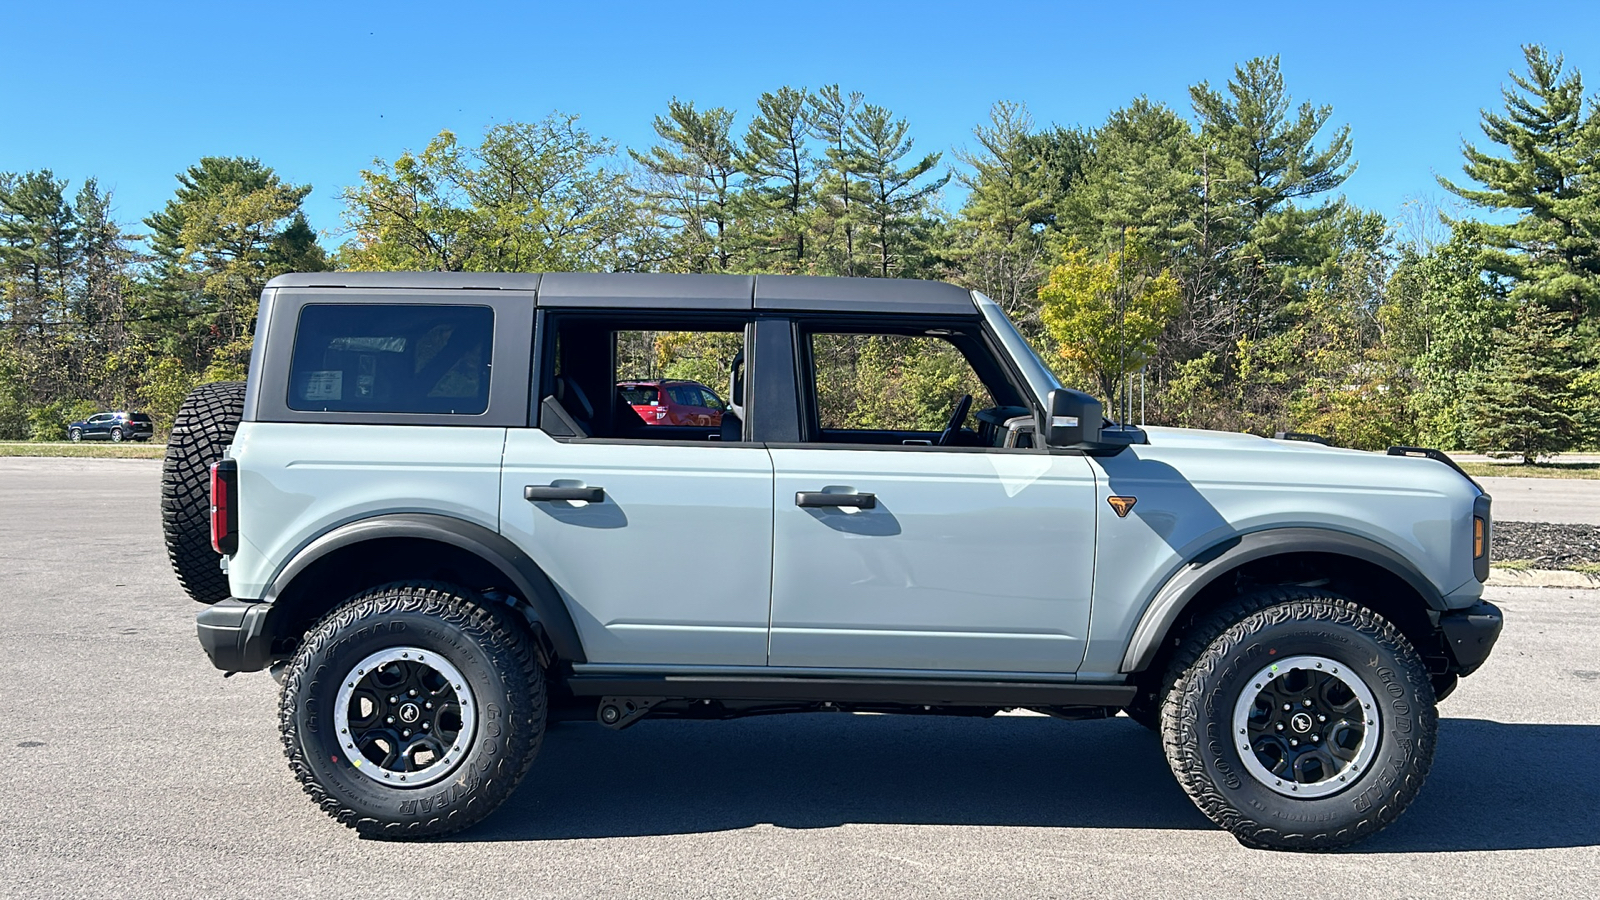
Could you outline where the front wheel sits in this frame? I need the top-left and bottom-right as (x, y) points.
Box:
(1160, 589), (1437, 851)
(279, 582), (546, 838)
(68, 428), (82, 442)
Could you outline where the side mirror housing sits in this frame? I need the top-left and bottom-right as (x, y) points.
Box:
(1043, 388), (1103, 448)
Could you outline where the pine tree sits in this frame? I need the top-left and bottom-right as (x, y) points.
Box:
(851, 104), (948, 278)
(740, 87), (814, 269)
(1190, 57), (1357, 341)
(1470, 302), (1587, 463)
(1063, 98), (1198, 252)
(805, 85), (869, 276)
(141, 156), (323, 372)
(1440, 45), (1600, 318)
(628, 99), (742, 272)
(953, 102), (1055, 324)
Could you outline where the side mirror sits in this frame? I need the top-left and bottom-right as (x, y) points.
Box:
(1042, 388), (1103, 448)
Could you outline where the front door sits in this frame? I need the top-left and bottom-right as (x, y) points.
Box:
(766, 326), (1098, 675)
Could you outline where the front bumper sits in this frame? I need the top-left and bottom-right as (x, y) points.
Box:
(196, 598), (278, 672)
(1439, 599), (1503, 676)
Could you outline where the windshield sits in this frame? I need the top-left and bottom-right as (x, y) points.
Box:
(973, 291), (1062, 402)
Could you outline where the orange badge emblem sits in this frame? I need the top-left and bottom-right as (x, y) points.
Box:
(1107, 496), (1137, 518)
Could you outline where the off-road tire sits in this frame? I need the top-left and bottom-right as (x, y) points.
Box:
(1160, 587), (1437, 851)
(160, 381), (245, 604)
(279, 582), (546, 839)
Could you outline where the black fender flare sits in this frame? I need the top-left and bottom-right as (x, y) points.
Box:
(262, 513), (587, 663)
(1120, 527), (1445, 674)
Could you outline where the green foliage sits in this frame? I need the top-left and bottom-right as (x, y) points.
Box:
(1039, 238), (1181, 407)
(1381, 234), (1511, 447)
(27, 398), (99, 441)
(341, 115), (631, 273)
(140, 156), (325, 375)
(740, 87), (816, 269)
(141, 356), (200, 431)
(953, 102), (1057, 323)
(5, 53), (1597, 456)
(629, 99), (743, 273)
(813, 334), (989, 432)
(851, 103), (949, 279)
(1440, 45), (1600, 317)
(1061, 98), (1198, 250)
(1470, 303), (1592, 462)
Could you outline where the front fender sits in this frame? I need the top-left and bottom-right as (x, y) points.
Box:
(1119, 527), (1446, 673)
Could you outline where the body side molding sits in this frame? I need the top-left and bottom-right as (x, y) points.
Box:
(263, 513), (587, 663)
(1120, 527), (1446, 674)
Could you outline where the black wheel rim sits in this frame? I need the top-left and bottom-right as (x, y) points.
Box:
(1231, 655), (1380, 798)
(334, 647), (477, 787)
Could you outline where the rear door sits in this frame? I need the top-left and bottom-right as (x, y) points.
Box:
(500, 313), (774, 667)
(766, 324), (1099, 675)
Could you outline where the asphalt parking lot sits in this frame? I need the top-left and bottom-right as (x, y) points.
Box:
(1, 457), (1596, 899)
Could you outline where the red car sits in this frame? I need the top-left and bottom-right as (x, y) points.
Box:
(618, 380), (726, 426)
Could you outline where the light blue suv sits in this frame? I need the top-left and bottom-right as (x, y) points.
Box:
(166, 272), (1502, 849)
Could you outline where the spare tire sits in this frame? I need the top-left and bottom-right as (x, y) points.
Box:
(162, 381), (246, 604)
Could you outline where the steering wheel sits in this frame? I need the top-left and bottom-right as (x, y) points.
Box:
(936, 394), (973, 447)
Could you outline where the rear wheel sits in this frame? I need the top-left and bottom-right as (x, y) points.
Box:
(110, 427), (124, 442)
(161, 381), (246, 604)
(279, 582), (546, 838)
(1160, 588), (1437, 850)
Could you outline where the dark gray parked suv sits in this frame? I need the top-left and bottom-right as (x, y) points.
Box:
(68, 411), (153, 442)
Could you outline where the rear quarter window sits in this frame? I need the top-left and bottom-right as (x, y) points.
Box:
(620, 386), (660, 405)
(288, 304), (494, 415)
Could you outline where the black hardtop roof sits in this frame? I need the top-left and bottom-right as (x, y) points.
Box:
(264, 271), (977, 315)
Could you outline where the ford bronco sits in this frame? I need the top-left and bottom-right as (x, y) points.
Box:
(164, 271), (1502, 848)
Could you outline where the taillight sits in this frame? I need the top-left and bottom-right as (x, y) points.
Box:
(210, 460), (239, 555)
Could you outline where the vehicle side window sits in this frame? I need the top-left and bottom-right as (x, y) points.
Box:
(288, 304), (493, 415)
(808, 332), (995, 437)
(542, 315), (747, 442)
(619, 386), (659, 405)
(698, 387), (723, 409)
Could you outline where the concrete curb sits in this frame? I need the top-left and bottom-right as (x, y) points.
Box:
(1487, 568), (1600, 589)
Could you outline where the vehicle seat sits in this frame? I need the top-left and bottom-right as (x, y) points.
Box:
(542, 374), (595, 437)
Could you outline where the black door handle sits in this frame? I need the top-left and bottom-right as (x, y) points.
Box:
(795, 491), (876, 509)
(525, 485), (605, 502)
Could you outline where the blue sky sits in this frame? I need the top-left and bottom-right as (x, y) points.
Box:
(4, 1), (1597, 247)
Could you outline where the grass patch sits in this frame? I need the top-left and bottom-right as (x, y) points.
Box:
(1576, 563), (1600, 576)
(0, 441), (166, 459)
(1492, 558), (1537, 571)
(1457, 461), (1600, 480)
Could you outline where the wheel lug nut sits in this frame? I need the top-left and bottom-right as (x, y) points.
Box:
(402, 730), (410, 737)
(422, 723), (430, 731)
(409, 690), (418, 697)
(1283, 704), (1291, 712)
(1302, 699), (1312, 707)
(1289, 739), (1298, 746)
(425, 702), (433, 709)
(1318, 714), (1326, 722)
(386, 716), (395, 724)
(389, 696), (397, 704)
(1311, 735), (1320, 743)
(1275, 724), (1284, 731)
